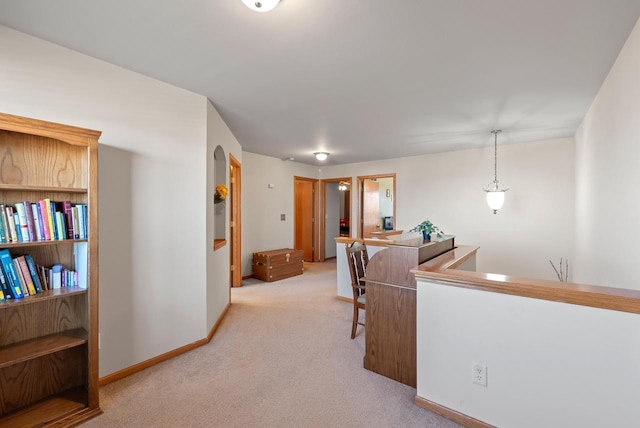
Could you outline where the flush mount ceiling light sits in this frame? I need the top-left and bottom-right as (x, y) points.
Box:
(483, 130), (509, 214)
(314, 152), (329, 161)
(338, 181), (350, 191)
(241, 0), (280, 12)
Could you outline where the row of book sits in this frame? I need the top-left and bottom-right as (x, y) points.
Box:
(0, 200), (88, 244)
(0, 248), (79, 302)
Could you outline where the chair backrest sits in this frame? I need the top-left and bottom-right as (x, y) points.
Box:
(345, 241), (369, 291)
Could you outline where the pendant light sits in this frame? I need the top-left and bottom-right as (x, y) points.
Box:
(483, 130), (508, 214)
(241, 0), (280, 12)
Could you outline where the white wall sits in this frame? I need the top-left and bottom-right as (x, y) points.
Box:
(0, 26), (230, 376)
(206, 101), (242, 329)
(323, 138), (575, 280)
(325, 182), (340, 258)
(416, 278), (640, 427)
(574, 18), (640, 289)
(241, 153), (317, 277)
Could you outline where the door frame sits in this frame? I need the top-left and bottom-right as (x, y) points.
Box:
(319, 177), (352, 262)
(357, 173), (396, 238)
(293, 176), (320, 262)
(230, 154), (242, 288)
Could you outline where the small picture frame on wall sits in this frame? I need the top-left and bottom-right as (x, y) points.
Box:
(386, 189), (391, 198)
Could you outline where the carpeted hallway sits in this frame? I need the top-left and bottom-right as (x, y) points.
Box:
(82, 260), (461, 427)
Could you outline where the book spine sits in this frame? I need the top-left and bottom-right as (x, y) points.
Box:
(0, 204), (8, 243)
(78, 205), (86, 239)
(15, 202), (31, 242)
(62, 201), (73, 239)
(71, 207), (80, 239)
(13, 258), (29, 296)
(49, 201), (58, 240)
(83, 205), (88, 238)
(55, 212), (65, 241)
(24, 254), (42, 293)
(13, 213), (23, 242)
(44, 198), (54, 241)
(6, 207), (17, 242)
(31, 203), (43, 241)
(0, 207), (5, 243)
(38, 200), (51, 241)
(23, 201), (37, 242)
(0, 249), (23, 299)
(38, 265), (49, 291)
(16, 256), (36, 295)
(0, 262), (13, 299)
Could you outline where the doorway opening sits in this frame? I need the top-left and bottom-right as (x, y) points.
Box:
(357, 174), (396, 238)
(319, 177), (352, 261)
(229, 154), (242, 288)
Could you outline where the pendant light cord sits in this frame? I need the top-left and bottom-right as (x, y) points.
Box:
(492, 129), (501, 183)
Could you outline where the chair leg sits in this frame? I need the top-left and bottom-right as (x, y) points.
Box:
(351, 304), (358, 339)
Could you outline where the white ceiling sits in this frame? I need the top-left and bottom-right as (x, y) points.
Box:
(1, 1), (639, 165)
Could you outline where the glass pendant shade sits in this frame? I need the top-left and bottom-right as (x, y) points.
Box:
(485, 181), (506, 213)
(241, 0), (280, 12)
(314, 152), (329, 161)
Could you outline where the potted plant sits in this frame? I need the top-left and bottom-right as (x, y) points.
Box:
(410, 219), (443, 242)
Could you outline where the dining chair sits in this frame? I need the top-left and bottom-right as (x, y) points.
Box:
(345, 241), (369, 339)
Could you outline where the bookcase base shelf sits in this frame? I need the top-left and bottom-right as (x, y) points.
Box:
(0, 386), (101, 428)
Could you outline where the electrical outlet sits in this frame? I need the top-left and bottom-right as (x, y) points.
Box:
(472, 362), (487, 387)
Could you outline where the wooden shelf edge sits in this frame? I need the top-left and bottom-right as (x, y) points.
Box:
(0, 183), (88, 193)
(0, 386), (95, 427)
(0, 112), (102, 146)
(0, 328), (87, 369)
(213, 239), (227, 251)
(0, 286), (87, 309)
(412, 246), (640, 315)
(52, 406), (103, 428)
(0, 239), (88, 249)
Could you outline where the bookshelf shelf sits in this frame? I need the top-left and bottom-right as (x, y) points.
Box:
(0, 328), (87, 369)
(0, 286), (86, 308)
(0, 387), (96, 427)
(0, 184), (88, 193)
(0, 239), (88, 249)
(0, 113), (100, 425)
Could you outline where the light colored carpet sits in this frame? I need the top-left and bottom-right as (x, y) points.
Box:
(82, 260), (461, 428)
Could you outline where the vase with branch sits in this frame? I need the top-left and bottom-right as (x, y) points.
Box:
(549, 258), (569, 282)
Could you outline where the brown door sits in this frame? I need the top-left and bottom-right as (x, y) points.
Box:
(362, 179), (380, 238)
(294, 178), (315, 261)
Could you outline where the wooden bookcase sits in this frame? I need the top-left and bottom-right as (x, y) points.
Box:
(0, 113), (101, 426)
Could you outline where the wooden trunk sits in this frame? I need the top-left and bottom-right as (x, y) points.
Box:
(253, 249), (304, 282)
